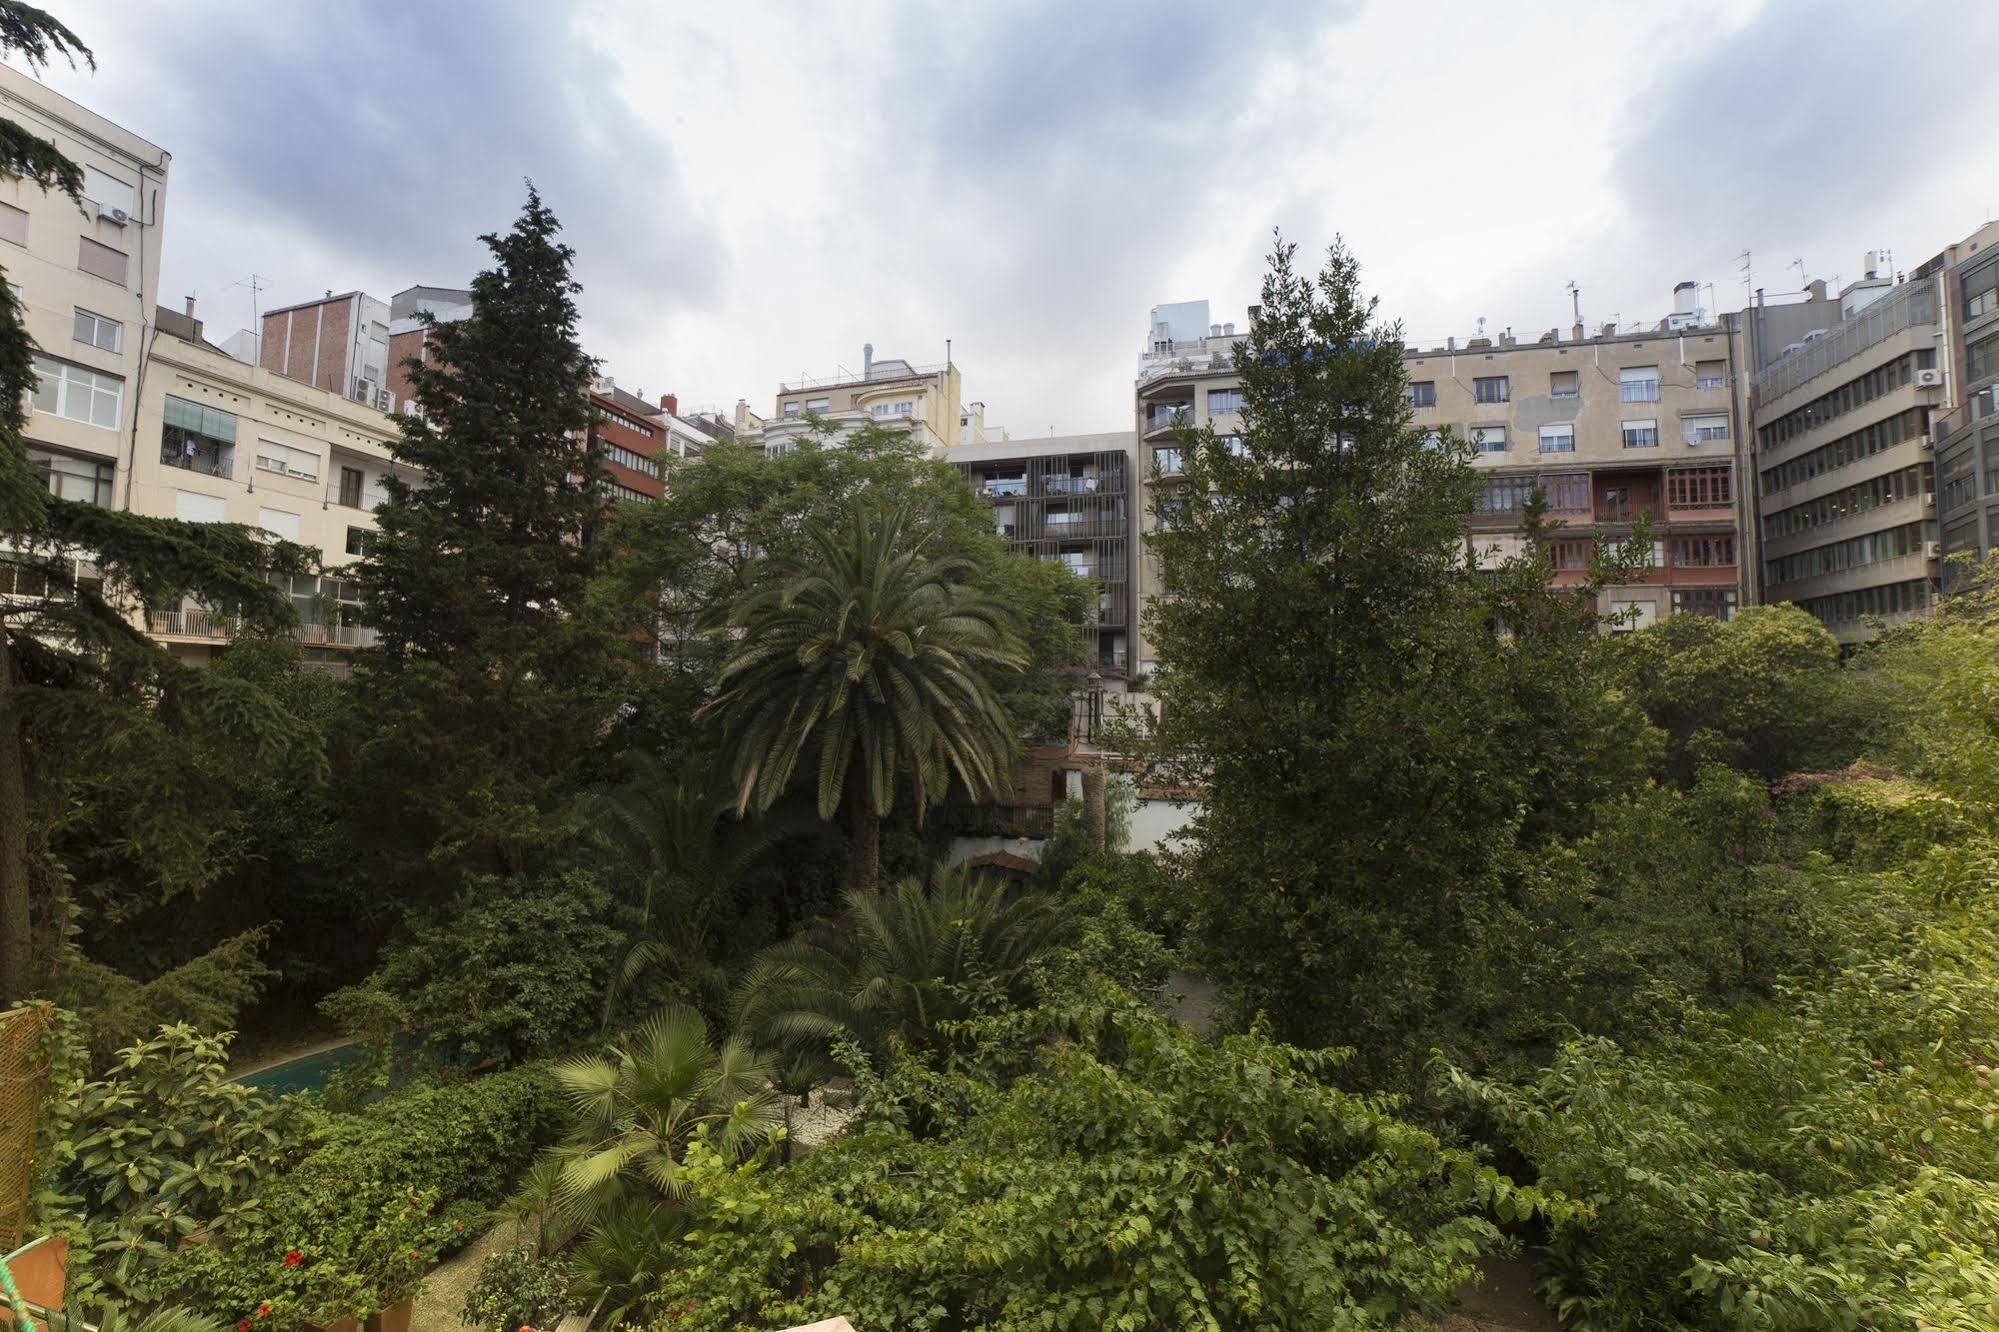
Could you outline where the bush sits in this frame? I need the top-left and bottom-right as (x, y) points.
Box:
(162, 1065), (564, 1328)
(461, 1247), (572, 1332)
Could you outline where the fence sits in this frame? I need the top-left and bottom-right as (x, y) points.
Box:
(1752, 279), (1939, 405)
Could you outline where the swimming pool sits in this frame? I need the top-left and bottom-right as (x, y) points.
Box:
(237, 1042), (363, 1096)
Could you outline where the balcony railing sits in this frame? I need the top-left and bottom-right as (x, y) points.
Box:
(1752, 278), (1940, 404)
(148, 609), (380, 649)
(161, 446), (233, 478)
(974, 480), (1027, 498)
(1043, 476), (1101, 495)
(1619, 381), (1661, 403)
(1143, 409), (1190, 437)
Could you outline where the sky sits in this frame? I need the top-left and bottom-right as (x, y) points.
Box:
(17, 0), (1999, 435)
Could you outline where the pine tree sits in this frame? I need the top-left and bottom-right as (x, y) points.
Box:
(0, 6), (311, 1003)
(348, 187), (627, 901)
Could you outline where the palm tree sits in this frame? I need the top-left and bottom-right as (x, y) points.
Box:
(734, 864), (1069, 1058)
(699, 502), (1028, 892)
(584, 751), (822, 1025)
(547, 1005), (780, 1218)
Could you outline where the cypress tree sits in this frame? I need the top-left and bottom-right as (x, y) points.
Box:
(349, 187), (626, 903)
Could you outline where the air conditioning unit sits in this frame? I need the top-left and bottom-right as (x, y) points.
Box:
(97, 203), (128, 225)
(374, 387), (394, 412)
(1924, 542), (1942, 561)
(1914, 368), (1943, 388)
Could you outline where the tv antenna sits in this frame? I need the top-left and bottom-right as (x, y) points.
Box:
(1790, 258), (1806, 284)
(1565, 280), (1581, 324)
(1736, 249), (1753, 302)
(234, 273), (270, 331)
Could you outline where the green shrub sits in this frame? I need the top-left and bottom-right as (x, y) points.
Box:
(162, 1065), (563, 1328)
(461, 1247), (572, 1332)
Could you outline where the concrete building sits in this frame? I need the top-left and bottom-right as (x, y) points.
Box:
(257, 289), (393, 412)
(133, 305), (405, 663)
(1744, 256), (1944, 641)
(1934, 221), (1999, 575)
(2, 64), (168, 518)
(762, 344), (964, 455)
(953, 431), (1137, 676)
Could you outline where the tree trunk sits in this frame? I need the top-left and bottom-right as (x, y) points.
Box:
(1082, 765), (1107, 851)
(847, 789), (880, 895)
(0, 623), (31, 1005)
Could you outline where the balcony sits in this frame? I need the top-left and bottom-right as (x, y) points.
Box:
(160, 441), (233, 478)
(974, 479), (1027, 498)
(148, 609), (380, 649)
(1043, 475), (1102, 495)
(1143, 408), (1190, 440)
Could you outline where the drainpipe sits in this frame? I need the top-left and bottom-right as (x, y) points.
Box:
(120, 151), (171, 511)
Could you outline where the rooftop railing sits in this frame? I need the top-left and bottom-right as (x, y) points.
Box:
(1751, 278), (1939, 405)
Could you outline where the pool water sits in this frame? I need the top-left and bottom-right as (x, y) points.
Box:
(238, 1042), (364, 1096)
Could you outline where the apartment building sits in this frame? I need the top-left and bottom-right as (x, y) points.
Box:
(1744, 258), (1944, 641)
(1, 64), (167, 518)
(1131, 301), (1247, 674)
(762, 343), (964, 455)
(256, 289), (394, 412)
(1412, 287), (1743, 631)
(1934, 221), (1999, 574)
(954, 431), (1137, 676)
(132, 305), (405, 663)
(589, 377), (669, 505)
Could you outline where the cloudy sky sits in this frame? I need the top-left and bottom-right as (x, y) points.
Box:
(19, 0), (1999, 434)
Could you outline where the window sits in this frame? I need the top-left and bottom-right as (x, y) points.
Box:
(1537, 424), (1574, 454)
(1757, 352), (1935, 449)
(1470, 425), (1507, 454)
(1220, 434), (1250, 458)
(0, 202), (24, 247)
(1407, 380), (1436, 407)
(1546, 473), (1591, 513)
(72, 308), (123, 353)
(1473, 376), (1509, 404)
(1152, 447), (1185, 476)
(339, 466), (365, 508)
(604, 480), (656, 504)
(1549, 370), (1579, 399)
(1969, 332), (1999, 385)
(782, 402), (801, 418)
(1477, 475), (1535, 514)
(805, 397), (830, 412)
(1666, 466), (1732, 508)
(81, 166), (134, 216)
(1147, 404), (1189, 433)
(255, 439), (319, 481)
(1619, 366), (1660, 402)
(605, 442), (660, 478)
(27, 446), (112, 505)
(1695, 360), (1726, 390)
(1548, 539), (1591, 571)
(161, 394), (237, 476)
(1764, 520), (1931, 586)
(1672, 588), (1737, 620)
(1669, 534), (1735, 566)
(344, 526), (376, 557)
(77, 236), (128, 285)
(31, 353), (122, 429)
(1758, 407), (1929, 494)
(1681, 413), (1729, 443)
(895, 400), (912, 415)
(1621, 419), (1659, 449)
(174, 489), (228, 524)
(1207, 388), (1244, 415)
(257, 507), (301, 542)
(1964, 263), (1999, 321)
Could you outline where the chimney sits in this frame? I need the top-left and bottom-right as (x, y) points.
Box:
(1806, 278), (1828, 302)
(184, 295), (196, 318)
(1863, 251), (1879, 279)
(660, 393), (678, 417)
(1222, 322), (1235, 336)
(1673, 281), (1697, 315)
(862, 342), (874, 378)
(733, 397), (749, 429)
(1571, 321), (1584, 341)
(1209, 323), (1222, 337)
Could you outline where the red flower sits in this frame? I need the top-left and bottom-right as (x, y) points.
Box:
(256, 1304), (272, 1319)
(283, 1250), (303, 1268)
(238, 1322), (250, 1332)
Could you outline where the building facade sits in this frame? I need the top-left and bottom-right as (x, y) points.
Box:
(953, 432), (1137, 676)
(2, 64), (168, 521)
(257, 289), (393, 412)
(130, 309), (405, 663)
(763, 344), (963, 455)
(1934, 221), (1999, 575)
(1744, 263), (1944, 641)
(589, 378), (669, 505)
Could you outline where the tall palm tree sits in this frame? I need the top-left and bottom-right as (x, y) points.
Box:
(584, 751), (822, 1025)
(699, 502), (1028, 891)
(548, 1006), (780, 1218)
(734, 864), (1069, 1057)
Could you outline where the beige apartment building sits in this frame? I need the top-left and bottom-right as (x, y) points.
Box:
(1130, 293), (1746, 670)
(132, 306), (405, 664)
(2, 65), (168, 519)
(762, 343), (964, 455)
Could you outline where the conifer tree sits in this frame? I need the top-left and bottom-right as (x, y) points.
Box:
(0, 5), (313, 1002)
(349, 187), (626, 901)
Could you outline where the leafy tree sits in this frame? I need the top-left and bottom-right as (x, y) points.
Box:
(642, 986), (1577, 1331)
(733, 865), (1068, 1058)
(543, 1006), (777, 1221)
(1607, 603), (1865, 784)
(1138, 236), (1641, 1081)
(348, 187), (628, 908)
(0, 8), (313, 1003)
(701, 502), (1028, 891)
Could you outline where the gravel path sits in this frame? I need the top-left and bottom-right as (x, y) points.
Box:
(410, 1223), (521, 1332)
